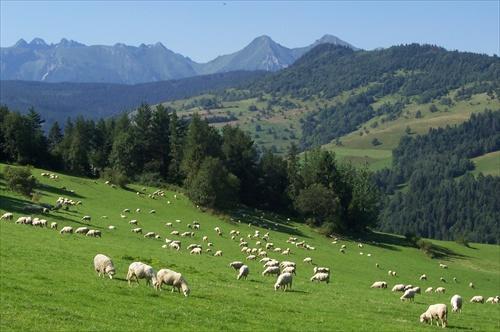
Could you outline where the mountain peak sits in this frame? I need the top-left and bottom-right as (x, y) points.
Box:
(14, 38), (28, 47)
(29, 38), (48, 47)
(57, 38), (85, 47)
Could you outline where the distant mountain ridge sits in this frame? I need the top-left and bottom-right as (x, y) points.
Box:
(0, 34), (357, 84)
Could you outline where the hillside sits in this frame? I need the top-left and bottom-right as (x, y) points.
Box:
(1, 164), (499, 331)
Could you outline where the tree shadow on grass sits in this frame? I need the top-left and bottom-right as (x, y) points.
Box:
(37, 183), (85, 199)
(287, 289), (309, 294)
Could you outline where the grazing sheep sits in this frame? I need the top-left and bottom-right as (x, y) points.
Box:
(371, 281), (387, 289)
(129, 220), (138, 225)
(262, 266), (280, 276)
(149, 210), (156, 214)
(391, 271), (397, 276)
(155, 269), (190, 296)
(439, 263), (448, 269)
(400, 289), (416, 302)
(190, 247), (202, 255)
(237, 265), (249, 280)
(303, 257), (313, 264)
(282, 266), (296, 275)
(453, 277), (458, 283)
(425, 287), (434, 293)
(388, 270), (393, 276)
(341, 245), (346, 249)
(214, 250), (223, 257)
(469, 282), (475, 289)
(339, 248), (345, 254)
(451, 294), (462, 313)
(246, 255), (256, 260)
(435, 287), (446, 294)
(420, 304), (448, 328)
(123, 209), (130, 213)
(260, 257), (271, 263)
(440, 277), (446, 283)
(310, 272), (330, 284)
(281, 248), (291, 255)
(264, 260), (280, 268)
(203, 236), (208, 242)
(229, 261), (244, 270)
(60, 226), (73, 234)
(86, 229), (101, 237)
(274, 272), (293, 291)
(131, 228), (142, 234)
(392, 284), (406, 292)
(169, 242), (181, 251)
(108, 225), (116, 230)
(470, 296), (484, 303)
(16, 216), (32, 225)
(127, 262), (157, 287)
(0, 212), (13, 221)
(411, 287), (421, 294)
(170, 231), (179, 236)
(313, 267), (330, 274)
(420, 274), (427, 281)
(136, 208), (141, 213)
(93, 254), (115, 279)
(187, 244), (201, 250)
(82, 215), (91, 222)
(50, 222), (58, 230)
(375, 263), (380, 268)
(75, 227), (89, 234)
(144, 232), (156, 238)
(165, 222), (173, 227)
(404, 285), (414, 291)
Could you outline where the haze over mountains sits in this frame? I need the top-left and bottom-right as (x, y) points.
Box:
(0, 34), (357, 84)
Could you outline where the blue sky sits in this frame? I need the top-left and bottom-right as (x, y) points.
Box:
(1, 1), (498, 62)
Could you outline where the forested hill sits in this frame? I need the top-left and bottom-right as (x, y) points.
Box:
(0, 71), (266, 129)
(376, 110), (500, 244)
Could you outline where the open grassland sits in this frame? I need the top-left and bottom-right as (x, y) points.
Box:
(471, 151), (500, 177)
(1, 166), (499, 332)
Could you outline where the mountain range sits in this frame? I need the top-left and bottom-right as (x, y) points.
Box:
(0, 35), (356, 84)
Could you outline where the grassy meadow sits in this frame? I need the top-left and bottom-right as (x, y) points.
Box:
(1, 164), (499, 331)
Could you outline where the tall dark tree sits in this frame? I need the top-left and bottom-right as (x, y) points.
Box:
(167, 110), (183, 184)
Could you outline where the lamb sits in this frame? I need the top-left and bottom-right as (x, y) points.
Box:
(425, 287), (434, 293)
(313, 267), (330, 274)
(86, 229), (101, 237)
(59, 226), (73, 234)
(190, 247), (202, 255)
(274, 272), (293, 291)
(214, 250), (223, 257)
(131, 228), (142, 234)
(310, 272), (330, 284)
(155, 269), (190, 296)
(237, 265), (249, 280)
(420, 274), (427, 281)
(0, 212), (13, 221)
(470, 295), (484, 303)
(303, 257), (313, 264)
(435, 287), (446, 294)
(370, 281), (387, 289)
(451, 294), (462, 313)
(229, 261), (244, 270)
(127, 262), (157, 287)
(50, 222), (58, 230)
(262, 266), (280, 276)
(400, 289), (416, 302)
(420, 304), (448, 328)
(75, 227), (90, 234)
(82, 215), (91, 222)
(282, 266), (296, 275)
(93, 254), (115, 279)
(392, 284), (406, 292)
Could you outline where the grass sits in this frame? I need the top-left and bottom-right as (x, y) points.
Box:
(1, 166), (499, 332)
(471, 151), (500, 177)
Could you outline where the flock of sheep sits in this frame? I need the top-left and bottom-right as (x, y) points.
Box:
(2, 176), (499, 329)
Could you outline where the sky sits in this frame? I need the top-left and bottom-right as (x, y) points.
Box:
(1, 1), (498, 62)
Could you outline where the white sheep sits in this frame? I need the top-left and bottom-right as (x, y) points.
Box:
(264, 260), (280, 268)
(129, 220), (138, 225)
(86, 229), (101, 237)
(439, 263), (448, 269)
(310, 272), (330, 284)
(165, 222), (173, 227)
(144, 232), (156, 238)
(237, 265), (249, 280)
(126, 262), (157, 287)
(400, 289), (416, 302)
(451, 294), (462, 312)
(435, 287), (446, 294)
(0, 212), (13, 221)
(190, 247), (202, 255)
(470, 296), (484, 303)
(131, 228), (142, 234)
(214, 250), (223, 257)
(420, 274), (427, 281)
(169, 242), (181, 251)
(246, 254), (256, 260)
(281, 248), (291, 255)
(392, 284), (406, 292)
(229, 261), (244, 270)
(282, 266), (296, 275)
(82, 215), (91, 222)
(108, 225), (116, 230)
(420, 304), (448, 328)
(122, 209), (130, 213)
(93, 254), (115, 279)
(469, 282), (475, 289)
(155, 269), (190, 296)
(425, 287), (434, 293)
(75, 227), (89, 234)
(262, 266), (280, 276)
(274, 272), (293, 291)
(313, 267), (330, 274)
(370, 281), (387, 289)
(280, 261), (296, 269)
(411, 287), (421, 294)
(50, 222), (58, 230)
(59, 226), (73, 234)
(303, 257), (313, 264)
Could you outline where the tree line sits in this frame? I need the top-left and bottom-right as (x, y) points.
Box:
(0, 104), (379, 234)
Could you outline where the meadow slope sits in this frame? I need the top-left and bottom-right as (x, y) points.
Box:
(1, 165), (499, 331)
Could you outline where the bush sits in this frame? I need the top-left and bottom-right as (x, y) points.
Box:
(101, 167), (129, 188)
(455, 234), (470, 248)
(4, 166), (37, 196)
(137, 172), (164, 187)
(416, 239), (435, 257)
(371, 138), (382, 146)
(405, 231), (420, 246)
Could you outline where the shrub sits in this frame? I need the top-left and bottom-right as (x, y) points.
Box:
(101, 167), (129, 188)
(4, 165), (37, 196)
(137, 172), (164, 187)
(371, 138), (382, 146)
(405, 231), (420, 246)
(416, 239), (435, 257)
(455, 234), (470, 248)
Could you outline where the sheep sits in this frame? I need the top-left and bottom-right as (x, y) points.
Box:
(165, 222), (173, 227)
(203, 236), (208, 242)
(439, 263), (448, 269)
(435, 287), (446, 294)
(149, 209), (156, 214)
(16, 216), (32, 225)
(451, 294), (462, 313)
(50, 222), (58, 230)
(425, 287), (434, 293)
(339, 248), (345, 254)
(75, 227), (89, 234)
(282, 266), (296, 275)
(313, 267), (330, 274)
(404, 285), (414, 291)
(310, 272), (330, 284)
(169, 242), (181, 251)
(129, 220), (138, 225)
(229, 261), (244, 270)
(207, 242), (214, 247)
(126, 262), (157, 287)
(420, 304), (448, 328)
(262, 266), (280, 276)
(375, 263), (380, 268)
(470, 296), (484, 303)
(264, 260), (280, 268)
(108, 225), (116, 230)
(469, 282), (475, 289)
(131, 228), (142, 234)
(400, 289), (416, 302)
(237, 265), (249, 280)
(281, 248), (291, 255)
(0, 212), (13, 221)
(170, 231), (180, 236)
(86, 230), (101, 237)
(411, 287), (421, 294)
(303, 257), (313, 264)
(280, 261), (296, 269)
(358, 243), (363, 248)
(93, 254), (115, 279)
(274, 272), (293, 291)
(214, 250), (223, 257)
(122, 209), (130, 213)
(453, 277), (458, 283)
(420, 274), (427, 281)
(59, 226), (73, 234)
(190, 247), (202, 255)
(155, 269), (190, 296)
(391, 271), (397, 276)
(258, 251), (267, 257)
(136, 208), (141, 213)
(388, 270), (393, 276)
(370, 281), (387, 289)
(260, 257), (271, 263)
(144, 232), (156, 238)
(440, 277), (446, 283)
(246, 255), (256, 260)
(266, 243), (274, 250)
(392, 284), (406, 292)
(82, 215), (91, 222)
(187, 244), (201, 250)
